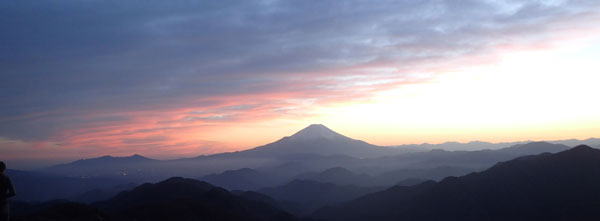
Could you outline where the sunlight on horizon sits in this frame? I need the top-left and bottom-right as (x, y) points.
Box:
(3, 1), (600, 162)
(303, 36), (600, 146)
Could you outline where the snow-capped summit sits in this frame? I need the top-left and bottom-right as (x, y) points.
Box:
(288, 124), (351, 141)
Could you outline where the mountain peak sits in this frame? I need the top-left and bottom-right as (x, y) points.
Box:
(91, 154), (153, 161)
(243, 124), (393, 158)
(560, 144), (598, 156)
(288, 124), (349, 141)
(571, 144), (594, 151)
(54, 154), (156, 168)
(129, 154), (152, 160)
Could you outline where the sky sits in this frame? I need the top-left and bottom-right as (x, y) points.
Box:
(1, 0), (600, 167)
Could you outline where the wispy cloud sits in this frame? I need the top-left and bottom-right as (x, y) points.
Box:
(1, 0), (599, 159)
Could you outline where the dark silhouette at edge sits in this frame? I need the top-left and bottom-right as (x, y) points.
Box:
(0, 161), (17, 221)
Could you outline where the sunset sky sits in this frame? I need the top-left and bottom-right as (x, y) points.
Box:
(2, 0), (600, 166)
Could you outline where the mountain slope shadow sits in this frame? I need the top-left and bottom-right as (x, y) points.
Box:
(312, 145), (600, 221)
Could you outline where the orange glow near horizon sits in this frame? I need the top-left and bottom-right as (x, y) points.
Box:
(302, 36), (600, 146)
(131, 34), (600, 153)
(2, 32), (600, 162)
(224, 34), (600, 149)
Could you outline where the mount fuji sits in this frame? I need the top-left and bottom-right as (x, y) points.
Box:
(237, 124), (411, 158)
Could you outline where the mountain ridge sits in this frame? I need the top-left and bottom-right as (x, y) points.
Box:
(43, 124), (599, 165)
(312, 145), (600, 221)
(286, 124), (354, 141)
(240, 124), (408, 158)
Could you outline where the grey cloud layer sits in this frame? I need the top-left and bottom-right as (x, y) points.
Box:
(1, 0), (598, 140)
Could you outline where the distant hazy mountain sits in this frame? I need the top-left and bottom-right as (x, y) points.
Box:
(496, 141), (570, 155)
(373, 166), (470, 185)
(551, 138), (600, 148)
(36, 125), (584, 190)
(295, 167), (373, 186)
(237, 124), (412, 158)
(41, 154), (160, 182)
(23, 140), (576, 203)
(361, 141), (571, 172)
(393, 138), (600, 151)
(56, 154), (156, 167)
(313, 145), (600, 221)
(295, 166), (434, 187)
(38, 124), (416, 181)
(13, 144), (599, 220)
(201, 168), (286, 191)
(258, 179), (384, 215)
(392, 141), (526, 151)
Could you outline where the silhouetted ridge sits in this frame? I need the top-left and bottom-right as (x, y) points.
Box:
(71, 154), (156, 165)
(567, 144), (597, 153)
(313, 146), (600, 221)
(559, 144), (598, 158)
(491, 144), (599, 171)
(498, 141), (570, 155)
(101, 177), (216, 209)
(14, 177), (295, 221)
(92, 177), (296, 221)
(155, 177), (215, 191)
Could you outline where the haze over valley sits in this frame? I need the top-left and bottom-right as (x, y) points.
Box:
(5, 125), (600, 220)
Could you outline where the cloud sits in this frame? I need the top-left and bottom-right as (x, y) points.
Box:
(1, 0), (600, 158)
(122, 135), (169, 145)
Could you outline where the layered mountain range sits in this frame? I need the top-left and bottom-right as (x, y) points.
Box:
(312, 145), (600, 221)
(12, 124), (589, 203)
(12, 145), (600, 221)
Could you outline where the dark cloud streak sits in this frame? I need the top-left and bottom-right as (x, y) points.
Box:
(1, 0), (599, 141)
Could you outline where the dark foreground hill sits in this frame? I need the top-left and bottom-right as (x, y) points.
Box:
(312, 145), (600, 221)
(13, 177), (296, 221)
(11, 201), (108, 221)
